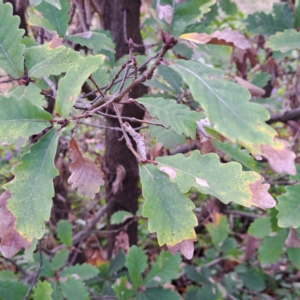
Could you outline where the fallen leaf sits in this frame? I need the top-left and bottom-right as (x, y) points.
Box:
(180, 28), (251, 50)
(68, 138), (105, 199)
(156, 3), (173, 24)
(285, 227), (300, 248)
(249, 176), (276, 209)
(0, 191), (31, 258)
(233, 75), (265, 97)
(168, 239), (195, 260)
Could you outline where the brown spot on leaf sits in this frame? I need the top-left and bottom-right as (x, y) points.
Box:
(68, 138), (105, 199)
(249, 176), (276, 209)
(180, 28), (251, 50)
(167, 239), (195, 260)
(285, 227), (300, 248)
(0, 191), (31, 258)
(261, 139), (296, 175)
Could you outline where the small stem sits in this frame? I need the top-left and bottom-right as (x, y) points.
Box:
(89, 75), (105, 97)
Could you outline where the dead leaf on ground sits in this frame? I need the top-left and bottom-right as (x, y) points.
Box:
(180, 28), (251, 50)
(0, 191), (31, 258)
(249, 176), (276, 209)
(285, 227), (300, 248)
(168, 239), (195, 260)
(68, 138), (105, 199)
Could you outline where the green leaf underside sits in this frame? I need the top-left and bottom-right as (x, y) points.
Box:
(144, 251), (181, 284)
(137, 97), (201, 139)
(206, 215), (229, 248)
(213, 140), (261, 172)
(60, 264), (99, 280)
(156, 151), (262, 207)
(125, 245), (147, 287)
(60, 277), (88, 300)
(56, 55), (104, 118)
(276, 184), (300, 228)
(149, 126), (186, 149)
(267, 29), (300, 52)
(258, 229), (288, 264)
(0, 93), (51, 144)
(5, 128), (61, 241)
(25, 44), (81, 78)
(170, 60), (277, 147)
(33, 281), (53, 300)
(0, 281), (28, 300)
(0, 2), (25, 78)
(139, 164), (197, 247)
(30, 0), (71, 37)
(51, 249), (69, 270)
(10, 83), (46, 109)
(56, 220), (72, 247)
(111, 210), (134, 225)
(248, 217), (272, 238)
(66, 31), (115, 53)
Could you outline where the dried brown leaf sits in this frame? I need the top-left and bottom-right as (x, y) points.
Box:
(180, 28), (251, 50)
(0, 191), (31, 258)
(49, 35), (63, 49)
(112, 164), (126, 195)
(285, 227), (300, 248)
(234, 75), (265, 97)
(68, 138), (104, 199)
(167, 239), (195, 260)
(249, 176), (276, 209)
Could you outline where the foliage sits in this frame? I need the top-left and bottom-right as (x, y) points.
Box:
(1, 0), (300, 299)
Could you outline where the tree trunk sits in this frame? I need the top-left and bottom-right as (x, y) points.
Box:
(95, 0), (147, 258)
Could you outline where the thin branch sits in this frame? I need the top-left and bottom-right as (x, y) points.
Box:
(267, 107), (300, 124)
(78, 121), (123, 131)
(89, 75), (105, 97)
(24, 240), (43, 300)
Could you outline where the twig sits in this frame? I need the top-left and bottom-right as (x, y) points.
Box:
(89, 75), (105, 97)
(24, 240), (43, 300)
(1, 257), (26, 276)
(267, 107), (300, 123)
(74, 0), (88, 32)
(78, 121), (123, 131)
(103, 62), (127, 94)
(224, 210), (260, 219)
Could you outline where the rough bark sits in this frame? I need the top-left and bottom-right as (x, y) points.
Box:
(95, 0), (147, 258)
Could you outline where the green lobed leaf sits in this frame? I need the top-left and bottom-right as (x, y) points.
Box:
(50, 282), (64, 300)
(112, 276), (135, 300)
(51, 249), (69, 271)
(57, 219), (72, 247)
(149, 126), (186, 149)
(44, 0), (61, 9)
(267, 29), (300, 52)
(10, 83), (46, 109)
(213, 140), (261, 172)
(238, 269), (265, 292)
(205, 214), (229, 249)
(108, 250), (126, 275)
(219, 0), (238, 15)
(170, 60), (276, 147)
(137, 97), (202, 139)
(60, 277), (89, 300)
(157, 65), (182, 93)
(136, 287), (181, 300)
(258, 229), (288, 265)
(0, 2), (25, 79)
(139, 164), (197, 247)
(111, 210), (134, 225)
(184, 285), (218, 300)
(183, 265), (210, 285)
(144, 251), (181, 284)
(25, 43), (81, 78)
(287, 248), (300, 269)
(29, 0), (71, 37)
(0, 93), (52, 145)
(33, 281), (53, 300)
(0, 281), (28, 300)
(5, 128), (61, 241)
(0, 270), (17, 282)
(276, 184), (300, 228)
(248, 217), (272, 238)
(251, 72), (270, 88)
(55, 55), (104, 118)
(66, 31), (115, 53)
(61, 263), (99, 280)
(156, 151), (275, 209)
(125, 245), (147, 288)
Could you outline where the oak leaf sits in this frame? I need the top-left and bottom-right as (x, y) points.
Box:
(68, 138), (104, 199)
(0, 191), (31, 258)
(180, 28), (251, 50)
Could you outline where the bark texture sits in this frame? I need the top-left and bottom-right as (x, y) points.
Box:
(95, 0), (147, 257)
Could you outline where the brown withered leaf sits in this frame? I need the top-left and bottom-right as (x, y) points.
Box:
(49, 35), (63, 49)
(180, 28), (251, 50)
(261, 139), (296, 175)
(112, 165), (126, 195)
(249, 176), (276, 209)
(0, 191), (31, 258)
(168, 239), (195, 260)
(68, 138), (105, 199)
(285, 227), (300, 248)
(233, 75), (265, 97)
